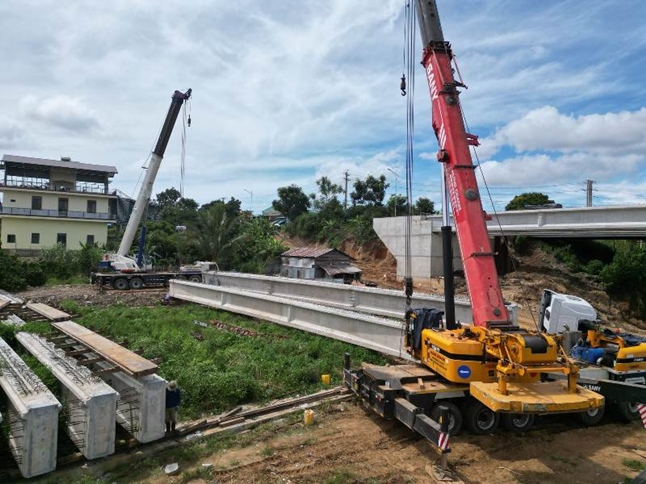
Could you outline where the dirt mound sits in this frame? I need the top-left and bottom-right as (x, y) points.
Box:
(16, 284), (166, 310)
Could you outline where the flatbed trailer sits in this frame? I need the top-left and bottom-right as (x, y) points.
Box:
(91, 270), (203, 290)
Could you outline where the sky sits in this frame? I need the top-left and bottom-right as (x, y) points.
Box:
(1, 0), (645, 214)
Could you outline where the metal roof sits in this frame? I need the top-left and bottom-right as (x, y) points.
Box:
(282, 247), (347, 259)
(319, 264), (362, 276)
(1, 154), (118, 175)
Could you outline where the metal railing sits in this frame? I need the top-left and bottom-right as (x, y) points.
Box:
(1, 207), (114, 220)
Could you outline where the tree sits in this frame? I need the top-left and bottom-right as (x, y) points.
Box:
(310, 176), (343, 212)
(413, 197), (437, 215)
(505, 192), (555, 211)
(189, 203), (238, 263)
(350, 175), (389, 206)
(155, 187), (182, 209)
(386, 194), (407, 216)
(200, 197), (242, 219)
(272, 185), (311, 220)
(601, 241), (646, 319)
(228, 218), (288, 273)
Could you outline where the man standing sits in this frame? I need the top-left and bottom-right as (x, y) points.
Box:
(165, 380), (181, 433)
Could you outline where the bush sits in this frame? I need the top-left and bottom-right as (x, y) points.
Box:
(0, 251), (28, 291)
(23, 261), (47, 287)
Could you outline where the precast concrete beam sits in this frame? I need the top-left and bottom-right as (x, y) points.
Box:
(169, 281), (413, 359)
(94, 360), (166, 443)
(16, 332), (118, 460)
(203, 271), (474, 322)
(0, 337), (60, 478)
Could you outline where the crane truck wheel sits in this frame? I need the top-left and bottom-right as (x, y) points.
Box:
(502, 413), (535, 432)
(576, 405), (605, 426)
(464, 400), (500, 435)
(188, 275), (202, 283)
(613, 401), (640, 422)
(429, 401), (463, 436)
(129, 277), (144, 290)
(113, 278), (129, 291)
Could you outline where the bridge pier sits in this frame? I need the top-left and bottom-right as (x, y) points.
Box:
(95, 361), (166, 443)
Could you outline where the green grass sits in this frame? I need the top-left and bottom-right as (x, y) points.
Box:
(28, 299), (386, 421)
(623, 458), (646, 472)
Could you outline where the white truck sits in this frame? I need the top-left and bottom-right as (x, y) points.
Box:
(539, 289), (646, 422)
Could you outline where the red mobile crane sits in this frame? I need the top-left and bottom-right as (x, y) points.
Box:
(345, 0), (608, 439)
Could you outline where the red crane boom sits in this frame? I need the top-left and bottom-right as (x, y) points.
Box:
(417, 2), (509, 329)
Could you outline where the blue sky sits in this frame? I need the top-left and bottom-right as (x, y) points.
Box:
(1, 0), (645, 214)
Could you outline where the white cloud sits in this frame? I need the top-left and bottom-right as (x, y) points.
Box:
(0, 118), (25, 149)
(484, 106), (646, 155)
(20, 95), (100, 133)
(0, 0), (645, 215)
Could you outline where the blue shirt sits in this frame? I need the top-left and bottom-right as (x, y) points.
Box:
(166, 388), (181, 408)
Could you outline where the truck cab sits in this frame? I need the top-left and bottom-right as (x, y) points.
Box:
(538, 289), (598, 334)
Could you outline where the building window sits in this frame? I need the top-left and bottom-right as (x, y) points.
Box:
(58, 198), (69, 213)
(31, 233), (40, 244)
(86, 234), (95, 245)
(7, 234), (16, 244)
(87, 200), (97, 213)
(57, 233), (67, 246)
(32, 196), (42, 210)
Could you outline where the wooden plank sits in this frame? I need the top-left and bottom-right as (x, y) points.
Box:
(25, 302), (70, 322)
(0, 290), (23, 305)
(52, 321), (158, 377)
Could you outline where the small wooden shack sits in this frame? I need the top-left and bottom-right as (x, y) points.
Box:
(280, 247), (362, 283)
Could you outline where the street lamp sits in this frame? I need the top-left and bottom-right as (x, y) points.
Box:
(387, 168), (400, 217)
(244, 189), (253, 214)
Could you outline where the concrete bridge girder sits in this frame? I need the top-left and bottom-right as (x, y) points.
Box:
(0, 337), (61, 478)
(16, 332), (119, 460)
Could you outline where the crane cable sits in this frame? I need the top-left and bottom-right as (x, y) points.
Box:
(180, 98), (192, 199)
(403, 0), (416, 305)
(398, 0), (416, 356)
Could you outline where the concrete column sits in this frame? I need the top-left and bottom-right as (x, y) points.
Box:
(96, 361), (166, 443)
(16, 332), (119, 460)
(0, 337), (61, 478)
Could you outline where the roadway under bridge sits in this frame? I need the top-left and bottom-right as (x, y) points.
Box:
(375, 205), (646, 280)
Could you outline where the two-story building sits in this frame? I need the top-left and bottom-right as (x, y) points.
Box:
(0, 154), (118, 255)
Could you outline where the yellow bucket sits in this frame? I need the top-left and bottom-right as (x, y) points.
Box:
(321, 374), (331, 386)
(303, 409), (314, 426)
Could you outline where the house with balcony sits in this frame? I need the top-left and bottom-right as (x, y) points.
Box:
(0, 154), (118, 255)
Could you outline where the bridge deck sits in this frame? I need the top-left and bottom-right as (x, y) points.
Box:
(51, 321), (157, 377)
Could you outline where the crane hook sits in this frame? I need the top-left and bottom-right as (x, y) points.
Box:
(187, 114), (192, 127)
(400, 75), (406, 96)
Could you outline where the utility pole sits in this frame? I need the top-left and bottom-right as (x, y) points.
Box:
(387, 168), (400, 217)
(343, 170), (349, 210)
(585, 180), (594, 207)
(244, 189), (253, 214)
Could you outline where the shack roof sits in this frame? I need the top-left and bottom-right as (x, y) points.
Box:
(319, 264), (362, 276)
(281, 247), (354, 260)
